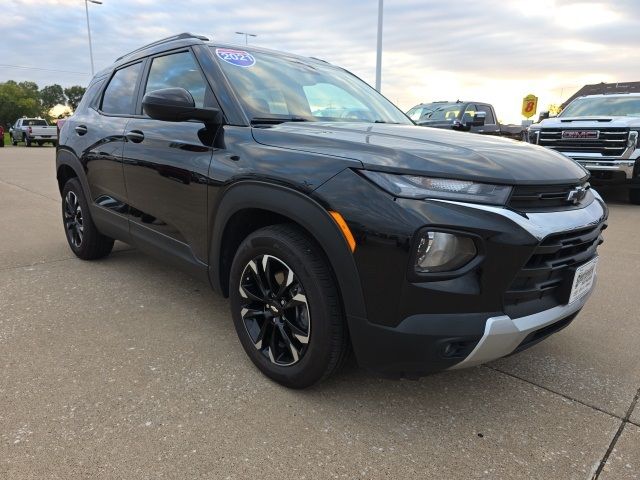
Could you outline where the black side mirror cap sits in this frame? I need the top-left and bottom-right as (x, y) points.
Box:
(142, 87), (222, 125)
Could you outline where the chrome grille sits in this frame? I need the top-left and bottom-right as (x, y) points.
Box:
(538, 128), (629, 157)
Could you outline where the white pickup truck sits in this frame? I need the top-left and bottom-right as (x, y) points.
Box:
(10, 117), (58, 147)
(527, 93), (640, 204)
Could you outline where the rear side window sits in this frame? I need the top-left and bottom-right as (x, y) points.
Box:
(77, 78), (106, 112)
(478, 105), (496, 124)
(24, 119), (47, 126)
(101, 62), (142, 115)
(144, 51), (208, 108)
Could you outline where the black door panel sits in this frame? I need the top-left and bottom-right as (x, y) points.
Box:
(123, 119), (214, 262)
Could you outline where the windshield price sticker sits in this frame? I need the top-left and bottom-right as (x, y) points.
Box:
(216, 48), (256, 68)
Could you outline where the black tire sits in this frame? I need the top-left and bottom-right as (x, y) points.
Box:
(61, 178), (114, 260)
(629, 188), (640, 205)
(37, 141), (44, 146)
(11, 134), (17, 146)
(229, 224), (348, 388)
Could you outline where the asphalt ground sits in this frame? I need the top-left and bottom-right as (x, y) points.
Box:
(1, 144), (638, 479)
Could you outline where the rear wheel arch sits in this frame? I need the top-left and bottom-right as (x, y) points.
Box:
(210, 181), (367, 320)
(56, 149), (91, 200)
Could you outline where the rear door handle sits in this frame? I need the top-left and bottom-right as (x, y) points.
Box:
(125, 130), (145, 143)
(74, 125), (88, 136)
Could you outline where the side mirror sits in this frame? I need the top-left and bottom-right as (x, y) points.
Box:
(538, 111), (550, 121)
(142, 88), (222, 125)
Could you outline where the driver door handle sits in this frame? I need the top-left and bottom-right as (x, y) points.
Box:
(125, 130), (145, 143)
(74, 125), (88, 136)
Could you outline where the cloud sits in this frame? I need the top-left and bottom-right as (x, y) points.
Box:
(0, 0), (638, 122)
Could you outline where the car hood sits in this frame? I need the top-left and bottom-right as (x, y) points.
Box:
(252, 122), (588, 185)
(539, 116), (640, 128)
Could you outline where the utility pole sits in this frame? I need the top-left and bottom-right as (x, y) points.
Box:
(375, 0), (383, 92)
(85, 0), (102, 76)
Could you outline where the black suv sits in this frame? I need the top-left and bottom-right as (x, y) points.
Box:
(57, 33), (607, 388)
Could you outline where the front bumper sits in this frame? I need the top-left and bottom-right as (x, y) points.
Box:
(314, 170), (607, 377)
(574, 158), (636, 180)
(450, 285), (593, 369)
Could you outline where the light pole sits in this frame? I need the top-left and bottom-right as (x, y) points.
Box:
(85, 0), (102, 76)
(375, 0), (383, 92)
(235, 31), (257, 45)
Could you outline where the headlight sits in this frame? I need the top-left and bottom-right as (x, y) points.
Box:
(361, 170), (512, 205)
(526, 128), (540, 144)
(415, 231), (477, 273)
(629, 130), (639, 148)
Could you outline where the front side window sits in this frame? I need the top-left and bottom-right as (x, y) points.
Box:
(102, 62), (143, 115)
(144, 51), (208, 108)
(461, 104), (477, 123)
(212, 46), (410, 124)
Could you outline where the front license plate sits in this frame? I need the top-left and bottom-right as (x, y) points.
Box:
(569, 257), (598, 304)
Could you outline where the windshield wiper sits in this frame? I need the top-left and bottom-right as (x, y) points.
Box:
(250, 116), (311, 125)
(373, 120), (402, 124)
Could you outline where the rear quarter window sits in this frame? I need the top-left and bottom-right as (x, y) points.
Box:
(101, 62), (143, 115)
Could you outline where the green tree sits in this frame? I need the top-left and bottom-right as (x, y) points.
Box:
(40, 84), (66, 111)
(64, 85), (86, 111)
(0, 81), (41, 129)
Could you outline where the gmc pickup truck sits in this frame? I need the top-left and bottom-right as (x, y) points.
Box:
(527, 93), (640, 204)
(10, 117), (58, 147)
(407, 101), (525, 140)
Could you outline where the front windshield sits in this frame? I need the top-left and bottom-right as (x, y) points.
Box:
(561, 96), (640, 117)
(211, 46), (411, 124)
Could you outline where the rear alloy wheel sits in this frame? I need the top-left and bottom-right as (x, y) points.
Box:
(229, 224), (348, 388)
(61, 178), (114, 260)
(63, 190), (84, 248)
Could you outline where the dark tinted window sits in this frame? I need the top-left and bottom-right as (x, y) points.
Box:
(24, 119), (48, 126)
(102, 62), (142, 114)
(144, 51), (208, 108)
(78, 78), (106, 112)
(477, 104), (495, 124)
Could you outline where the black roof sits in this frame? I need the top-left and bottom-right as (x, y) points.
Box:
(95, 32), (333, 79)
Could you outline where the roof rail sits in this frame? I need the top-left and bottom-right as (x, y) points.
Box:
(115, 32), (209, 61)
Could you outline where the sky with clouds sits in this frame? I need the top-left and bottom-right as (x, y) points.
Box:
(1, 0), (638, 123)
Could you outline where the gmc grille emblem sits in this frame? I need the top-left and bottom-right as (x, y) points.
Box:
(566, 185), (588, 204)
(562, 130), (599, 140)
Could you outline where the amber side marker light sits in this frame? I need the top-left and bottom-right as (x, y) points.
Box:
(328, 211), (356, 252)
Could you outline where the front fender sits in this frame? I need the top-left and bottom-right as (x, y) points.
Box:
(209, 180), (367, 321)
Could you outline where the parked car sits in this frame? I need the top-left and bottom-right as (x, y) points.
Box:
(57, 33), (607, 388)
(0, 125), (4, 147)
(408, 101), (525, 140)
(527, 93), (640, 204)
(10, 117), (58, 146)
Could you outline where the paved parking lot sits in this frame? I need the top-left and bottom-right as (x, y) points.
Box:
(1, 145), (639, 479)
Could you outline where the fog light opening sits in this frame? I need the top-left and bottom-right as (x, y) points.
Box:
(415, 231), (477, 273)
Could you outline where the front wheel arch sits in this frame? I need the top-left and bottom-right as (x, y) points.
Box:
(209, 181), (367, 321)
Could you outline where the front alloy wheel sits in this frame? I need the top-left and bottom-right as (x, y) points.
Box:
(239, 254), (311, 366)
(229, 224), (348, 388)
(64, 190), (84, 247)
